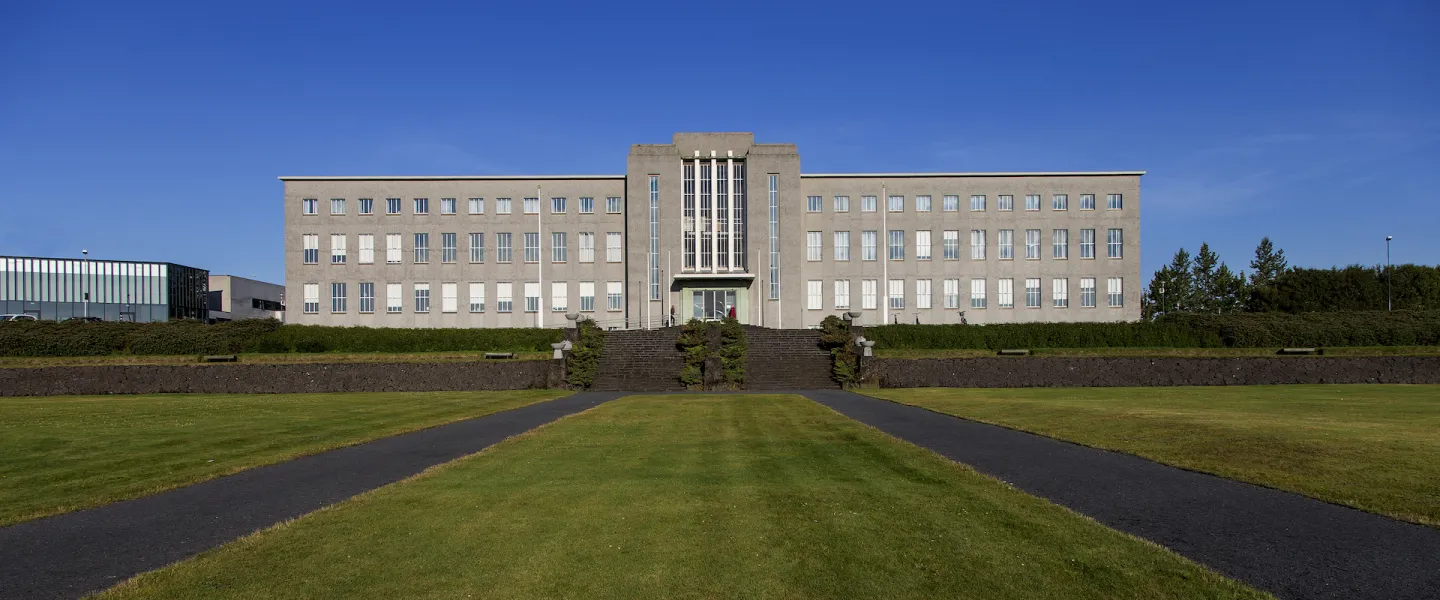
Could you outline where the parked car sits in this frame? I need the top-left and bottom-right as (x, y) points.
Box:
(0, 314), (38, 322)
(64, 316), (104, 323)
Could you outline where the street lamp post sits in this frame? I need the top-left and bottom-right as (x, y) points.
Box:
(1385, 236), (1393, 312)
(81, 249), (89, 319)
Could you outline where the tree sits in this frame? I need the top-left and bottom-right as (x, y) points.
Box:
(1192, 243), (1221, 313)
(1212, 264), (1248, 313)
(1249, 237), (1288, 288)
(1144, 248), (1195, 318)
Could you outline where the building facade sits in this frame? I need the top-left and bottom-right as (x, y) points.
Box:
(0, 256), (209, 322)
(207, 275), (285, 322)
(283, 132), (1141, 329)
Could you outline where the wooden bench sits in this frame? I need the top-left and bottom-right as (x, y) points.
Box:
(484, 352), (515, 359)
(201, 355), (238, 363)
(1276, 348), (1324, 355)
(996, 349), (1031, 356)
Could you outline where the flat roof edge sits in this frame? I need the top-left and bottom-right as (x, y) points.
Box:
(801, 171), (1146, 178)
(278, 175), (626, 181)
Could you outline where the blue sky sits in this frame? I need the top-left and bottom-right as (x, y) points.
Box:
(2, 0), (1435, 285)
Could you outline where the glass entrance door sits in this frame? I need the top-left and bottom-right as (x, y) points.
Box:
(691, 289), (737, 321)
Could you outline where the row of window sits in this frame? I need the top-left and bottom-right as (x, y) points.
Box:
(804, 277), (1124, 311)
(805, 228), (1124, 261)
(805, 194), (1124, 213)
(301, 197), (625, 217)
(301, 232), (624, 265)
(301, 281), (625, 315)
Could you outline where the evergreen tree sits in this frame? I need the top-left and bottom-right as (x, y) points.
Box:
(1192, 243), (1221, 312)
(1166, 247), (1196, 311)
(1249, 237), (1288, 287)
(1212, 264), (1248, 313)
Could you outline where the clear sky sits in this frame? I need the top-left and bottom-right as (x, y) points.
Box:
(2, 0), (1435, 285)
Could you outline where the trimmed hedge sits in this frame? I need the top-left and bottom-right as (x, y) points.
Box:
(864, 310), (1440, 350)
(0, 319), (564, 357)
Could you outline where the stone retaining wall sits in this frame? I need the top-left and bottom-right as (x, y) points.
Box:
(0, 360), (552, 397)
(872, 356), (1440, 388)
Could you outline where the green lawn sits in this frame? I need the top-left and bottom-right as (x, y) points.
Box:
(100, 395), (1265, 600)
(0, 351), (548, 368)
(868, 385), (1440, 526)
(0, 390), (562, 526)
(874, 346), (1440, 359)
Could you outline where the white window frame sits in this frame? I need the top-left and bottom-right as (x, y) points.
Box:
(833, 231), (850, 261)
(943, 278), (959, 309)
(833, 279), (851, 310)
(468, 197), (484, 215)
(303, 283), (319, 313)
(414, 282), (430, 313)
(302, 198), (318, 215)
(579, 281), (595, 312)
(469, 232), (484, 263)
(888, 230), (904, 261)
(1108, 228), (1124, 259)
(579, 232), (595, 263)
(1025, 194), (1041, 211)
(332, 284), (349, 314)
(551, 282), (568, 312)
(1052, 194), (1068, 211)
(579, 197), (594, 214)
(998, 229), (1014, 260)
(606, 197), (623, 213)
(469, 282), (485, 312)
(441, 282), (458, 313)
(551, 197), (567, 214)
(1053, 229), (1069, 259)
(1108, 277), (1124, 307)
(807, 280), (823, 310)
(551, 232), (567, 263)
(413, 233), (429, 263)
(807, 196), (823, 213)
(943, 195), (959, 212)
(1025, 229), (1041, 260)
(861, 230), (878, 261)
(997, 278), (1014, 309)
(302, 234), (319, 264)
(861, 195), (877, 212)
(970, 195), (986, 211)
(915, 230), (931, 260)
(330, 198), (346, 215)
(807, 231), (822, 261)
(1079, 193), (1095, 211)
(834, 195), (850, 212)
(1080, 277), (1097, 308)
(524, 281), (540, 313)
(441, 232), (457, 263)
(1108, 193), (1124, 210)
(386, 198), (402, 215)
(970, 279), (986, 309)
(970, 230), (986, 260)
(359, 282), (374, 313)
(358, 198), (373, 215)
(997, 195), (1013, 211)
(915, 279), (932, 309)
(497, 282), (514, 313)
(915, 195), (932, 212)
(413, 198), (429, 215)
(862, 279), (878, 310)
(496, 197), (513, 214)
(1080, 229), (1096, 259)
(330, 234), (346, 264)
(1024, 278), (1041, 308)
(606, 281), (623, 311)
(386, 283), (402, 313)
(888, 195), (904, 212)
(1052, 278), (1069, 308)
(523, 197), (539, 215)
(524, 232), (540, 263)
(358, 234), (374, 264)
(496, 233), (512, 263)
(888, 278), (905, 310)
(441, 197), (457, 215)
(606, 232), (623, 263)
(943, 230), (959, 260)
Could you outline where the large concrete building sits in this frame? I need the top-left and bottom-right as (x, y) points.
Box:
(283, 132), (1141, 329)
(1, 255), (209, 322)
(207, 275), (285, 322)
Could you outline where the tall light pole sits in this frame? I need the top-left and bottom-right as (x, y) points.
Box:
(81, 249), (89, 319)
(1385, 236), (1393, 312)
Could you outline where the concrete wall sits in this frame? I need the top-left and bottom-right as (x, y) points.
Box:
(871, 356), (1440, 388)
(209, 275), (285, 321)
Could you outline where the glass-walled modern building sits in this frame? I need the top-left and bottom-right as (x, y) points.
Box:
(0, 256), (209, 322)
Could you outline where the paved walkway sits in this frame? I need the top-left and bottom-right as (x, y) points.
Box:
(0, 391), (621, 600)
(802, 389), (1440, 600)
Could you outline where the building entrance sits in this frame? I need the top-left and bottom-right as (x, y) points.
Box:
(688, 288), (745, 322)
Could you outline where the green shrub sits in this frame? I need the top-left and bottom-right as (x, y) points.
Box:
(566, 319), (605, 388)
(676, 319), (709, 387)
(717, 317), (747, 387)
(819, 315), (859, 387)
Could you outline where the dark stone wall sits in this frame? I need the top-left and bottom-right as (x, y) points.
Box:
(0, 360), (552, 397)
(872, 356), (1440, 388)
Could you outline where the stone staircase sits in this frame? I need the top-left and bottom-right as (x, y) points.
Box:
(743, 326), (840, 390)
(591, 328), (687, 391)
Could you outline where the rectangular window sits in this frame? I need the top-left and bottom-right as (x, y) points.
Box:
(469, 233), (484, 263)
(579, 232), (595, 263)
(1052, 194), (1068, 211)
(414, 198), (429, 215)
(1052, 278), (1069, 308)
(1107, 228), (1124, 259)
(943, 278), (960, 309)
(1080, 277), (1097, 308)
(442, 282), (458, 313)
(861, 230), (877, 261)
(833, 231), (850, 261)
(943, 230), (960, 260)
(998, 229), (1014, 260)
(943, 195), (959, 212)
(359, 282), (374, 313)
(359, 198), (374, 215)
(331, 234), (347, 264)
(807, 195), (822, 212)
(1025, 278), (1041, 308)
(970, 195), (986, 211)
(441, 233), (457, 263)
(861, 195), (877, 212)
(834, 280), (851, 309)
(303, 283), (320, 313)
(888, 230), (904, 260)
(1053, 229), (1069, 259)
(916, 279), (932, 309)
(302, 198), (318, 215)
(606, 232), (622, 262)
(1108, 193), (1123, 210)
(862, 279), (878, 310)
(888, 195), (904, 212)
(358, 234), (374, 264)
(497, 282), (513, 313)
(971, 279), (986, 309)
(551, 232), (567, 263)
(386, 198), (401, 215)
(606, 281), (623, 311)
(579, 197), (594, 214)
(303, 234), (319, 264)
(606, 196), (622, 213)
(468, 197), (484, 214)
(523, 197), (539, 215)
(1025, 229), (1041, 260)
(496, 197), (512, 214)
(524, 232), (539, 263)
(579, 281), (595, 312)
(1108, 278), (1124, 307)
(524, 282), (540, 313)
(768, 174), (779, 299)
(916, 195), (932, 212)
(469, 282), (485, 312)
(807, 231), (822, 261)
(551, 197), (566, 214)
(413, 233), (430, 263)
(888, 279), (904, 310)
(441, 198), (457, 215)
(386, 283), (402, 313)
(496, 233), (513, 263)
(998, 195), (1014, 211)
(807, 280), (822, 310)
(1025, 194), (1040, 211)
(331, 198), (346, 215)
(997, 278), (1014, 309)
(551, 282), (567, 312)
(1079, 194), (1095, 211)
(414, 282), (430, 313)
(834, 195), (850, 212)
(650, 175), (659, 300)
(915, 230), (931, 260)
(970, 230), (986, 260)
(1080, 229), (1096, 259)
